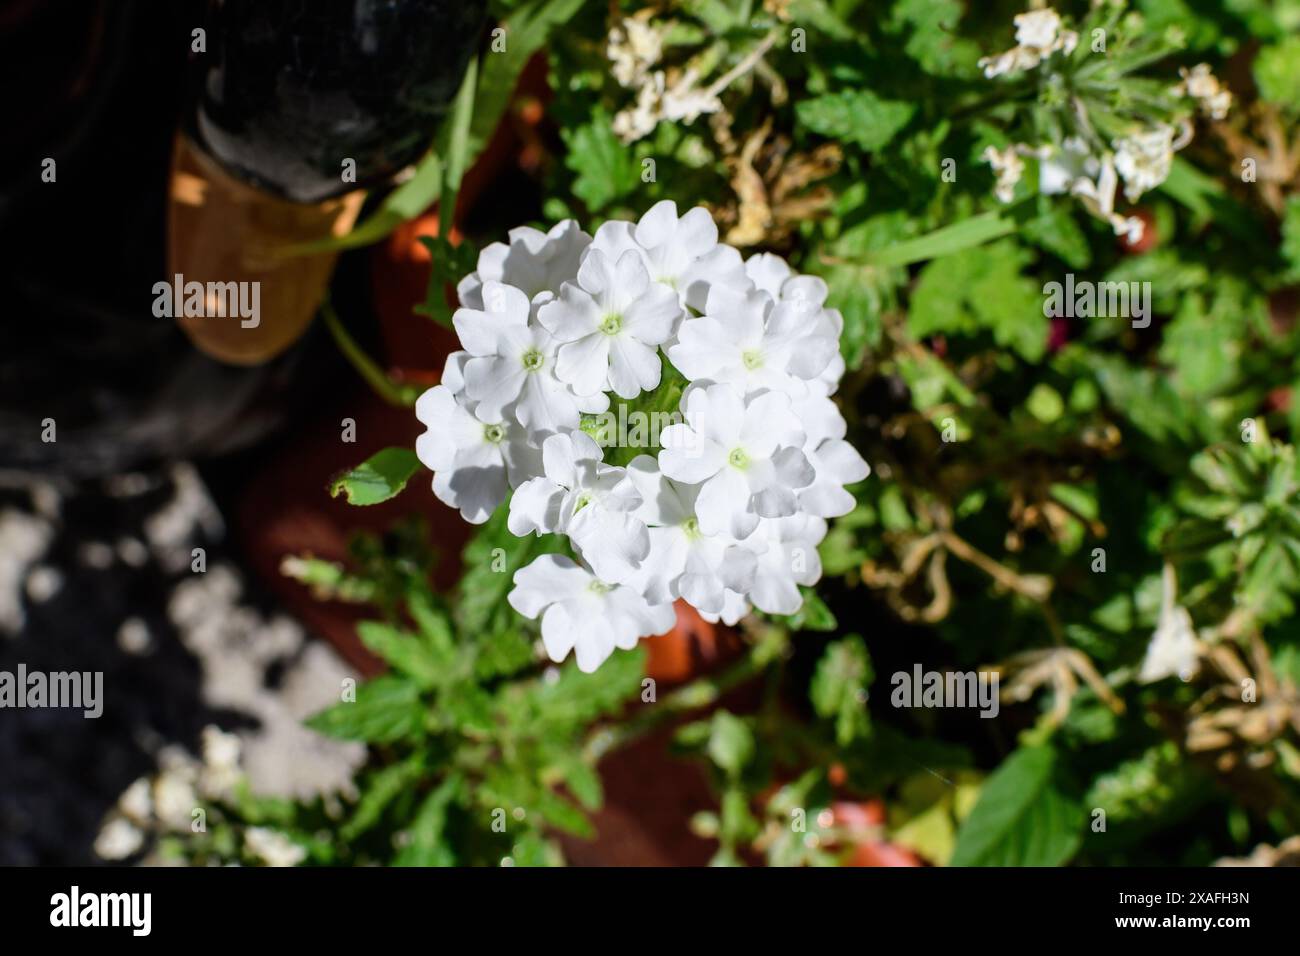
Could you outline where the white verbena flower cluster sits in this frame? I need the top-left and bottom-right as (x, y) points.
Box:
(416, 202), (869, 673)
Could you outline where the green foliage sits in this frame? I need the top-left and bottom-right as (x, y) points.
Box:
(795, 90), (916, 152)
(328, 448), (422, 506)
(197, 0), (1300, 869)
(810, 636), (873, 745)
(950, 747), (1083, 867)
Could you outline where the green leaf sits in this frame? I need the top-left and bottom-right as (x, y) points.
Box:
(533, 789), (595, 839)
(1282, 196), (1300, 283)
(563, 108), (641, 211)
(328, 448), (422, 506)
(781, 588), (838, 632)
(356, 620), (451, 689)
(394, 775), (461, 866)
(456, 506), (566, 635)
(279, 555), (378, 604)
(306, 676), (425, 743)
(864, 205), (1026, 268)
(885, 0), (981, 77)
(707, 711), (755, 776)
(342, 754), (426, 841)
(471, 0), (586, 152)
(436, 55), (479, 238)
(286, 152), (443, 256)
(950, 746), (1083, 866)
(1254, 36), (1300, 113)
(796, 89), (915, 152)
(1023, 205), (1092, 269)
(810, 635), (873, 745)
(555, 756), (603, 811)
(909, 240), (1046, 362)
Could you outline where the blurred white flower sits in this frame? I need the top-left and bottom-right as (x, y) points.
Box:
(613, 69), (723, 144)
(508, 554), (675, 672)
(979, 8), (1078, 78)
(199, 725), (243, 798)
(1174, 64), (1231, 121)
(1040, 138), (1146, 243)
(1113, 123), (1186, 202)
(982, 144), (1025, 204)
(118, 777), (154, 826)
(607, 17), (663, 88)
(95, 817), (144, 861)
(244, 827), (306, 867)
(153, 770), (197, 831)
(1138, 564), (1202, 683)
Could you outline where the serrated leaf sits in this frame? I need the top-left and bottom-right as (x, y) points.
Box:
(394, 775), (461, 867)
(562, 108), (641, 211)
(356, 620), (451, 689)
(796, 89), (915, 152)
(342, 754), (425, 841)
(306, 676), (424, 743)
(329, 448), (422, 506)
(909, 240), (1046, 362)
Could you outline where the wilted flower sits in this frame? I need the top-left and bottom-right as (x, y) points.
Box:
(981, 145), (1026, 204)
(1174, 63), (1232, 121)
(607, 16), (664, 89)
(1113, 123), (1187, 202)
(979, 7), (1078, 78)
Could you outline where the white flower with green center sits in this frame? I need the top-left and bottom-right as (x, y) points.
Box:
(455, 280), (608, 438)
(508, 554), (676, 673)
(415, 204), (869, 672)
(537, 247), (682, 400)
(658, 383), (814, 540)
(415, 384), (540, 524)
(589, 200), (751, 312)
(744, 253), (830, 311)
(625, 456), (756, 614)
(667, 285), (838, 395)
(742, 514), (828, 616)
(507, 431), (650, 584)
(799, 438), (871, 519)
(457, 219), (590, 309)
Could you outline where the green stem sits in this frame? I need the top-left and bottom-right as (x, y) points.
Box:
(320, 299), (420, 408)
(582, 624), (788, 762)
